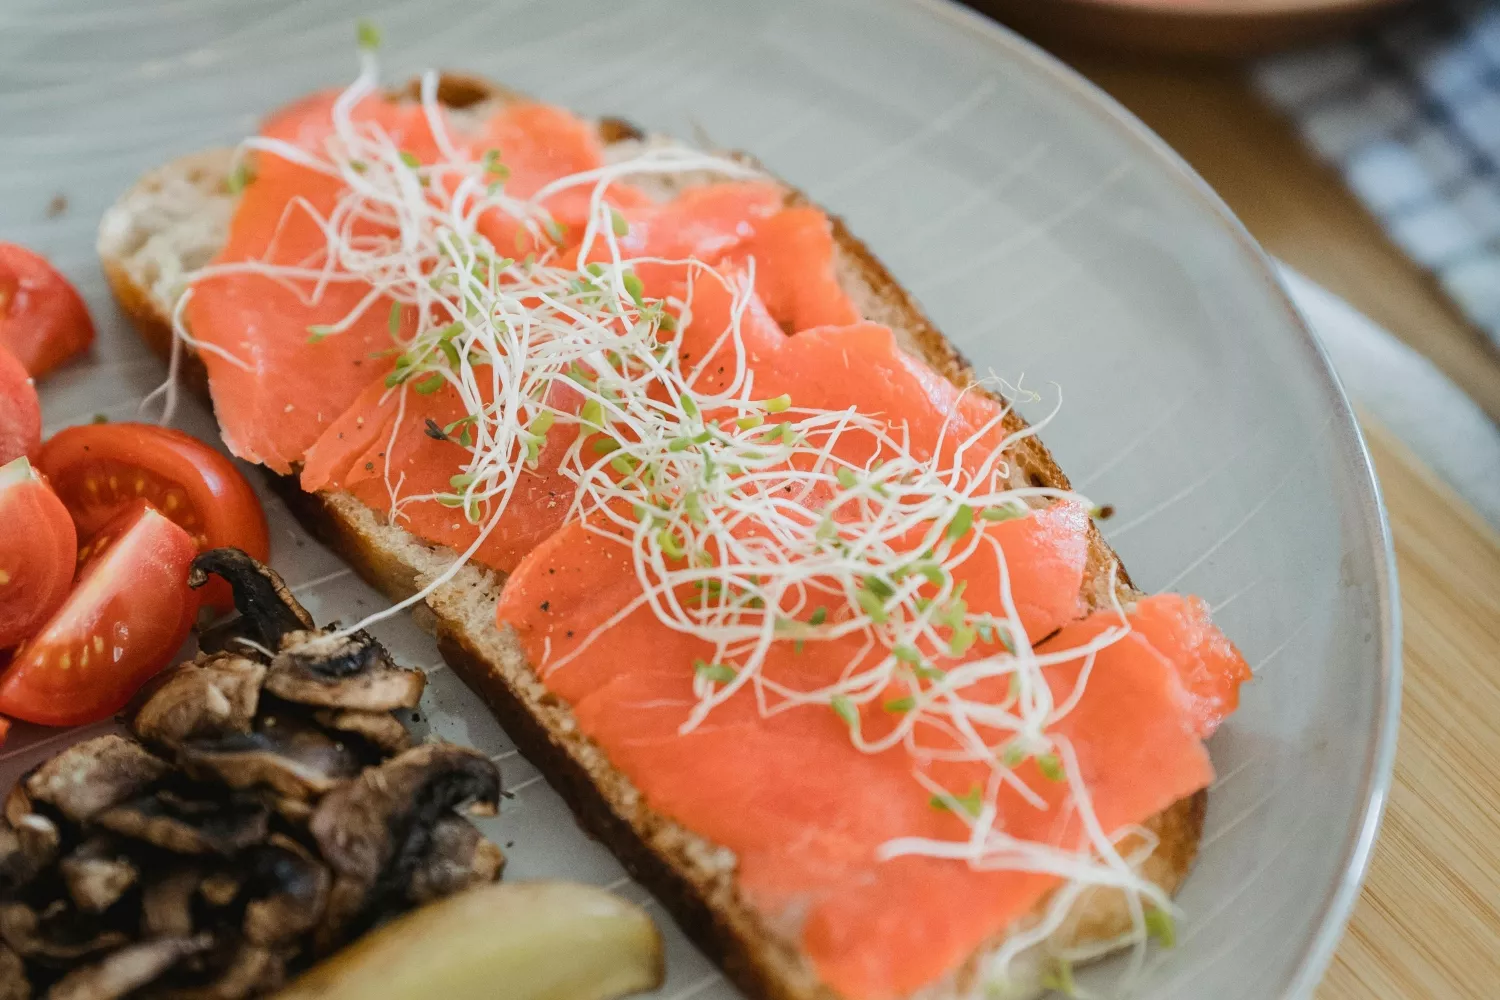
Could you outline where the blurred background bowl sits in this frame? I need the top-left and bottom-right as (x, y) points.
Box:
(973, 0), (1414, 57)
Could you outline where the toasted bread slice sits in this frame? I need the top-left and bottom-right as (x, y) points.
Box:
(97, 73), (1205, 1000)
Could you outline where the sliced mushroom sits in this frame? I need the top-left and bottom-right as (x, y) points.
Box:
(312, 709), (411, 755)
(154, 943), (286, 1000)
(242, 836), (330, 947)
(309, 744), (499, 947)
(0, 943), (28, 1000)
(0, 826), (57, 895)
(132, 654), (266, 748)
(190, 549), (315, 651)
(0, 901), (129, 966)
(46, 934), (212, 1000)
(0, 786), (60, 892)
(265, 631), (425, 712)
(177, 714), (362, 801)
(406, 815), (505, 905)
(198, 870), (242, 909)
(251, 790), (315, 826)
(24, 736), (169, 823)
(59, 837), (137, 914)
(141, 865), (203, 938)
(95, 790), (269, 856)
(4, 785), (34, 828)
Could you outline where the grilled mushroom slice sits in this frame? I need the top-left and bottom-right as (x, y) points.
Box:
(177, 714), (362, 801)
(312, 709), (411, 755)
(0, 901), (129, 966)
(0, 789), (58, 891)
(155, 943), (287, 1000)
(95, 790), (269, 856)
(141, 865), (203, 938)
(132, 654), (266, 748)
(190, 549), (314, 651)
(24, 736), (169, 823)
(0, 943), (27, 1000)
(46, 934), (212, 1000)
(198, 871), (242, 909)
(264, 631), (424, 712)
(309, 744), (500, 948)
(242, 836), (330, 947)
(406, 815), (505, 905)
(59, 837), (137, 914)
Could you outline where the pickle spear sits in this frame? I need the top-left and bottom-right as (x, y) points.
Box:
(275, 881), (665, 1000)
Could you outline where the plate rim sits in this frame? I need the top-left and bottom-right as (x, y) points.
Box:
(909, 0), (1403, 993)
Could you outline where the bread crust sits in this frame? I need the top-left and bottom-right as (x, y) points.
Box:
(99, 73), (1205, 1000)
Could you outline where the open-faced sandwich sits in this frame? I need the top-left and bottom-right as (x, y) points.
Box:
(97, 34), (1251, 1000)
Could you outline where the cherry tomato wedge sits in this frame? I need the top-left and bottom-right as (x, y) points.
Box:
(0, 243), (94, 378)
(0, 344), (40, 466)
(0, 457), (77, 650)
(36, 422), (269, 612)
(0, 502), (198, 726)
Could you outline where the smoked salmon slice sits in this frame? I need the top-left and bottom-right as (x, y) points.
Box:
(473, 102), (648, 255)
(1126, 592), (1251, 737)
(619, 181), (786, 262)
(716, 205), (861, 333)
(496, 515), (1230, 1000)
(186, 92), (448, 473)
(773, 321), (1012, 470)
(188, 94), (620, 474)
(301, 369), (583, 575)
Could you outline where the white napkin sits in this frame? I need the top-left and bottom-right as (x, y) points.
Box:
(1278, 263), (1500, 530)
(1255, 3), (1500, 351)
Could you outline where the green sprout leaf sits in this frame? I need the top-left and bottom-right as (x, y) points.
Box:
(929, 784), (983, 817)
(694, 660), (737, 684)
(226, 157), (256, 195)
(1039, 959), (1076, 997)
(945, 503), (974, 540)
(1144, 907), (1176, 948)
(830, 695), (859, 729)
(356, 18), (382, 51)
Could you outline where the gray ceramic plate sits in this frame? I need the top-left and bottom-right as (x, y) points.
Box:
(0, 1), (1399, 997)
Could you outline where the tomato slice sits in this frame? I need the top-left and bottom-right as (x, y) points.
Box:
(0, 457), (78, 650)
(0, 344), (40, 466)
(36, 422), (269, 612)
(0, 243), (95, 377)
(0, 502), (199, 726)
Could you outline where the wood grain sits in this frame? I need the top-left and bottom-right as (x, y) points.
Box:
(1025, 49), (1500, 999)
(1321, 419), (1500, 999)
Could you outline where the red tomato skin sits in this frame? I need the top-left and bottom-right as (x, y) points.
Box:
(0, 244), (94, 377)
(36, 422), (269, 613)
(0, 345), (40, 466)
(0, 502), (198, 726)
(0, 457), (78, 649)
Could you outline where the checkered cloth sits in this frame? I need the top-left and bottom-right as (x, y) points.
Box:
(1254, 0), (1500, 350)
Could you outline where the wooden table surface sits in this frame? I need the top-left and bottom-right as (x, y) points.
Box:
(1041, 46), (1500, 999)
